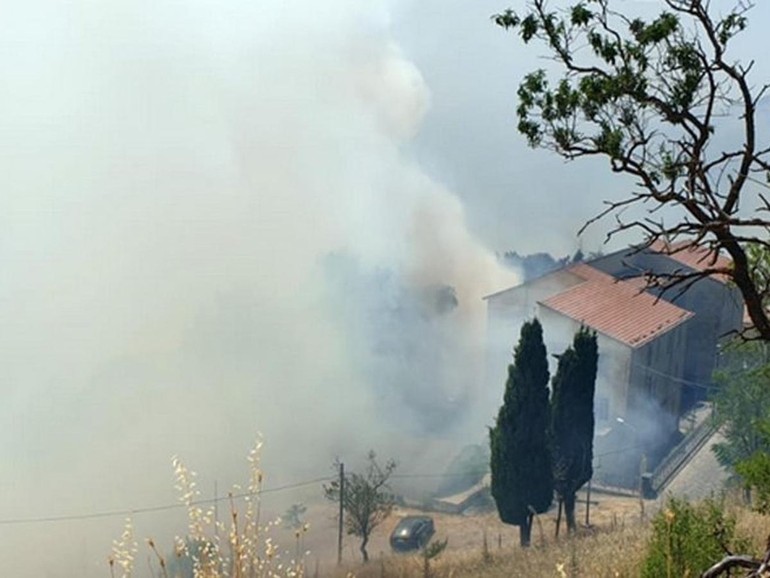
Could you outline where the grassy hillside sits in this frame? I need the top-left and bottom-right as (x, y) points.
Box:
(329, 501), (770, 578)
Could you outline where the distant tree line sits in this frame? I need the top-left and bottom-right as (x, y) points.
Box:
(501, 249), (603, 282)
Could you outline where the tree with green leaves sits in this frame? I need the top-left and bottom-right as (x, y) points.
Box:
(712, 340), (770, 473)
(551, 327), (598, 534)
(494, 1), (770, 340)
(735, 436), (770, 516)
(490, 318), (553, 547)
(323, 451), (396, 563)
(642, 497), (749, 578)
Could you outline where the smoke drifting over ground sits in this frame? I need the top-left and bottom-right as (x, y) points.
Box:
(0, 1), (515, 574)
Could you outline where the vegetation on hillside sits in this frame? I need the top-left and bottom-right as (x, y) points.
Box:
(712, 341), (770, 474)
(110, 433), (770, 578)
(324, 452), (397, 563)
(109, 439), (308, 578)
(642, 497), (749, 578)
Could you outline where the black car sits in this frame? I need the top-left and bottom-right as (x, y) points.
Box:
(389, 516), (435, 552)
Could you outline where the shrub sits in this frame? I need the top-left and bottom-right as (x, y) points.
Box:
(641, 496), (749, 578)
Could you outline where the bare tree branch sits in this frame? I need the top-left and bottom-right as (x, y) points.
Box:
(700, 554), (759, 578)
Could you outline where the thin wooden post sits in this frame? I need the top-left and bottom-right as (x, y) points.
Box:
(585, 479), (592, 527)
(214, 480), (219, 541)
(337, 462), (345, 566)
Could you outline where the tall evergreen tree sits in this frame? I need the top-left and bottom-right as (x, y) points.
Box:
(490, 318), (553, 547)
(551, 327), (598, 534)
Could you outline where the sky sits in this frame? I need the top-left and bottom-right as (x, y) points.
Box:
(0, 1), (769, 575)
(391, 0), (770, 254)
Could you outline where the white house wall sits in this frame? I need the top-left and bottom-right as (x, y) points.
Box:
(484, 270), (633, 431)
(484, 269), (585, 410)
(537, 305), (632, 429)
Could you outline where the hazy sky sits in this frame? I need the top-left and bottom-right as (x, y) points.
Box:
(0, 1), (768, 575)
(391, 0), (770, 254)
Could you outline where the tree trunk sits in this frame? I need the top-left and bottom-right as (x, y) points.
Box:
(555, 498), (563, 538)
(519, 514), (533, 548)
(564, 492), (577, 534)
(360, 534), (369, 563)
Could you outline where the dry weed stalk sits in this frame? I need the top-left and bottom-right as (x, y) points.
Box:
(109, 517), (138, 578)
(109, 437), (306, 578)
(147, 538), (169, 578)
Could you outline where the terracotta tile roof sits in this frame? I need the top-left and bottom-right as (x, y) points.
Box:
(540, 264), (694, 348)
(650, 240), (732, 283)
(567, 262), (615, 282)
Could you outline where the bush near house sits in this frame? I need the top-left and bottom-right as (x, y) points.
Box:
(641, 497), (749, 578)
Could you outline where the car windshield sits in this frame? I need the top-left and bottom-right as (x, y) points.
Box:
(395, 518), (427, 534)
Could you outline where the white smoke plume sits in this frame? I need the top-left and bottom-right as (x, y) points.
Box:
(0, 0), (517, 575)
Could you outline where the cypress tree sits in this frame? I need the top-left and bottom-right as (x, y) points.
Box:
(489, 318), (553, 547)
(551, 327), (598, 534)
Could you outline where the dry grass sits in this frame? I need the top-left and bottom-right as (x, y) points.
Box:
(109, 442), (770, 578)
(110, 438), (309, 578)
(326, 492), (770, 578)
(330, 523), (649, 578)
(731, 495), (770, 555)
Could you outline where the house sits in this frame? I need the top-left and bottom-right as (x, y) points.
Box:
(590, 241), (743, 409)
(483, 242), (743, 487)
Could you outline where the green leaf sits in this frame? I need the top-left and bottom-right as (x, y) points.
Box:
(570, 4), (593, 27)
(493, 10), (520, 30)
(521, 14), (540, 42)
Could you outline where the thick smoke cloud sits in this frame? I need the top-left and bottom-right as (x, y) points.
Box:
(0, 0), (516, 575)
(325, 256), (478, 436)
